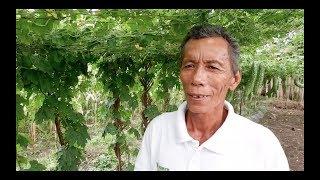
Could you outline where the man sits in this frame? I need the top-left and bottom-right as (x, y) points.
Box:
(134, 24), (289, 171)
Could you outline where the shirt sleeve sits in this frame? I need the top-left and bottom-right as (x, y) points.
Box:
(134, 121), (155, 171)
(263, 129), (290, 171)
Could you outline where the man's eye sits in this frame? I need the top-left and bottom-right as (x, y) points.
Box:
(184, 64), (194, 68)
(208, 66), (218, 70)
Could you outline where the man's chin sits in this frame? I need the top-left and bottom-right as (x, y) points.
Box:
(187, 104), (209, 114)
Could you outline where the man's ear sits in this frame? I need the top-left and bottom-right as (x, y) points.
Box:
(229, 71), (241, 91)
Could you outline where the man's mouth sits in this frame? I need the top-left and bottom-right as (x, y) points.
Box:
(187, 93), (210, 100)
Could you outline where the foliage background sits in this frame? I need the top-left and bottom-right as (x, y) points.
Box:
(16, 9), (304, 171)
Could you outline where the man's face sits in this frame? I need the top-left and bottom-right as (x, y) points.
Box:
(180, 37), (240, 114)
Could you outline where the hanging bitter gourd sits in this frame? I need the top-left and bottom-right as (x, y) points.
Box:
(244, 62), (259, 101)
(294, 77), (304, 88)
(253, 63), (265, 97)
(267, 76), (279, 97)
(273, 76), (280, 97)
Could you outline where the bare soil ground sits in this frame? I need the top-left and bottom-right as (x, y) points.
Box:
(259, 100), (304, 171)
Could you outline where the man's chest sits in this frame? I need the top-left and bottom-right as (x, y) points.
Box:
(153, 142), (263, 171)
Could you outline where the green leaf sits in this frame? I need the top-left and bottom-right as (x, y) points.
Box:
(127, 97), (138, 110)
(33, 55), (54, 74)
(127, 162), (134, 171)
(16, 144), (23, 153)
(16, 69), (24, 90)
(16, 94), (27, 122)
(16, 155), (29, 166)
(120, 73), (135, 87)
(97, 105), (108, 119)
(128, 128), (140, 139)
(21, 69), (40, 87)
(34, 97), (56, 124)
(57, 146), (83, 171)
(117, 134), (126, 145)
(167, 104), (177, 112)
(133, 148), (139, 157)
(120, 108), (131, 122)
(38, 73), (53, 93)
(106, 36), (117, 50)
(108, 143), (115, 153)
(112, 110), (121, 119)
(58, 101), (84, 125)
(65, 123), (89, 148)
(16, 133), (29, 148)
(50, 53), (65, 72)
(118, 85), (131, 101)
(102, 123), (117, 137)
(26, 93), (45, 120)
(144, 104), (159, 120)
(26, 160), (46, 171)
(120, 142), (129, 153)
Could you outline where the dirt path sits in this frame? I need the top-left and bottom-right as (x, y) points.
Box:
(259, 100), (304, 171)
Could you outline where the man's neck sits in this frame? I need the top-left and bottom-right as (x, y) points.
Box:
(185, 105), (228, 145)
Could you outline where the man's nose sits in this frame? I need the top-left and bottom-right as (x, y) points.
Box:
(191, 66), (205, 86)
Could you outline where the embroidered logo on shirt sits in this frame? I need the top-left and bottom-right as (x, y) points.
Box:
(157, 162), (169, 171)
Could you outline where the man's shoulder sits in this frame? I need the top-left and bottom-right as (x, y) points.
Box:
(232, 113), (276, 139)
(143, 111), (178, 139)
(149, 111), (177, 127)
(233, 113), (265, 128)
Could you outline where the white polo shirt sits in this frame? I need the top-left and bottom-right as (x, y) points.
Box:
(134, 101), (289, 171)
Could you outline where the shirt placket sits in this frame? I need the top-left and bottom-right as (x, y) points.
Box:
(187, 141), (202, 171)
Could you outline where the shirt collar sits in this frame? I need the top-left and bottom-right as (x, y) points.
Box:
(175, 101), (193, 143)
(202, 101), (235, 154)
(175, 100), (236, 154)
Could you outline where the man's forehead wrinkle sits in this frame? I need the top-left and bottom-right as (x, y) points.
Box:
(182, 57), (229, 65)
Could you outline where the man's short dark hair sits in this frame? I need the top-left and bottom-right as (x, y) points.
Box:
(180, 24), (240, 75)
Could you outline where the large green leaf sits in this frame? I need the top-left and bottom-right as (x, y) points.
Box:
(127, 97), (138, 110)
(34, 97), (56, 124)
(16, 133), (29, 148)
(57, 101), (84, 125)
(21, 69), (40, 87)
(128, 127), (140, 139)
(65, 123), (89, 147)
(126, 162), (134, 171)
(26, 160), (46, 171)
(57, 146), (83, 171)
(117, 133), (126, 145)
(144, 104), (160, 120)
(102, 123), (118, 137)
(133, 148), (139, 157)
(16, 155), (29, 167)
